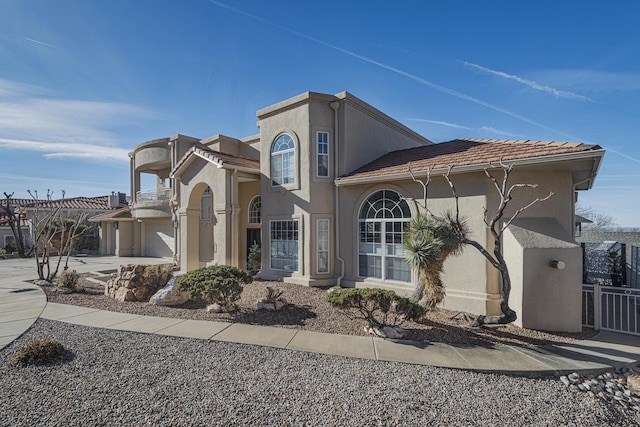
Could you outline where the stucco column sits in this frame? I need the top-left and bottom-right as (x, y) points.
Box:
(180, 208), (200, 272)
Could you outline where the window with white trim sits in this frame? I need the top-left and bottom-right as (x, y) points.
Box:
(358, 190), (411, 283)
(316, 131), (329, 178)
(271, 134), (295, 186)
(200, 187), (211, 220)
(270, 220), (299, 271)
(317, 219), (329, 273)
(248, 196), (261, 224)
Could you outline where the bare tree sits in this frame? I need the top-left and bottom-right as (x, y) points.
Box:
(410, 161), (553, 326)
(2, 192), (28, 257)
(576, 204), (617, 230)
(27, 190), (92, 281)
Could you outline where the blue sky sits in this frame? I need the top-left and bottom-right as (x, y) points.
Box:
(1, 0), (638, 225)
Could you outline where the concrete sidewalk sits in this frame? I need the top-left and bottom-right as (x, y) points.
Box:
(1, 255), (640, 377)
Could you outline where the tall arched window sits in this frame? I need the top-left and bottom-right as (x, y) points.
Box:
(271, 134), (295, 186)
(248, 196), (261, 224)
(200, 187), (211, 220)
(358, 190), (411, 282)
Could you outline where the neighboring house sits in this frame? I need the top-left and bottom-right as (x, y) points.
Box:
(96, 91), (605, 331)
(22, 194), (128, 254)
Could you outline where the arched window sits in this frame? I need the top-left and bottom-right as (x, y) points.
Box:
(358, 190), (411, 282)
(200, 187), (211, 220)
(248, 196), (261, 224)
(271, 134), (295, 186)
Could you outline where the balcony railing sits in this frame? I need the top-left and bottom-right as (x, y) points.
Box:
(136, 188), (171, 203)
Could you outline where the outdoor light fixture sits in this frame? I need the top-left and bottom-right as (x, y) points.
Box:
(549, 260), (565, 270)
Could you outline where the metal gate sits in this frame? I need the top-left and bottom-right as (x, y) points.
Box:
(582, 284), (640, 336)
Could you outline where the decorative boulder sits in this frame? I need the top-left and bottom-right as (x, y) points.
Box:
(257, 300), (287, 311)
(206, 303), (236, 313)
(149, 275), (189, 306)
(115, 287), (136, 302)
(365, 325), (406, 339)
(105, 264), (173, 302)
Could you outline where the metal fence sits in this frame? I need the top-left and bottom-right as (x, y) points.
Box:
(581, 241), (626, 286)
(582, 283), (640, 336)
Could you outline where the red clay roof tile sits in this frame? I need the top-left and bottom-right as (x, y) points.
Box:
(338, 138), (602, 181)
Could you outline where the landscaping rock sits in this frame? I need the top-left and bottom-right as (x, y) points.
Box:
(257, 300), (287, 311)
(149, 275), (189, 306)
(365, 325), (406, 339)
(105, 264), (173, 302)
(206, 303), (236, 313)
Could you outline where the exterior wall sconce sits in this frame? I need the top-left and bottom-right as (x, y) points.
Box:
(549, 260), (565, 270)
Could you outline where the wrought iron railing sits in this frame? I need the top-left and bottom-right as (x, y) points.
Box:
(135, 188), (171, 203)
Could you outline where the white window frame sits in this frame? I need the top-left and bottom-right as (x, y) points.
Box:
(357, 190), (412, 283)
(248, 196), (261, 224)
(316, 131), (329, 178)
(316, 219), (330, 274)
(200, 187), (211, 220)
(271, 134), (296, 187)
(269, 219), (299, 272)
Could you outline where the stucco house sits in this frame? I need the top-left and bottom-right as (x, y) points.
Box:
(97, 91), (605, 332)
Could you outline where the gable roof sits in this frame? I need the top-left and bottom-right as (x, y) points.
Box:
(337, 138), (604, 187)
(170, 143), (260, 178)
(21, 196), (124, 211)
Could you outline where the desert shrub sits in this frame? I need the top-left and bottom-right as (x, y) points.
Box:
(247, 243), (261, 271)
(8, 339), (65, 366)
(260, 286), (284, 303)
(327, 287), (424, 327)
(176, 265), (252, 306)
(58, 269), (80, 291)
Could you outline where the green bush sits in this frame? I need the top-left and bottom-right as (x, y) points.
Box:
(58, 269), (80, 291)
(327, 287), (424, 327)
(8, 339), (66, 366)
(176, 265), (252, 306)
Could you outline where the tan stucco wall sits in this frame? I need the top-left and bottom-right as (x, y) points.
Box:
(176, 155), (260, 272)
(505, 218), (583, 332)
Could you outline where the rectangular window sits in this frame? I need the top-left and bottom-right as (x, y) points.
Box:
(317, 219), (329, 274)
(4, 235), (16, 249)
(316, 132), (329, 178)
(270, 220), (299, 271)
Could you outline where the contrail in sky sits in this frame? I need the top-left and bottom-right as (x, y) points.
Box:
(25, 38), (59, 49)
(209, 1), (640, 163)
(208, 1), (580, 140)
(463, 61), (592, 102)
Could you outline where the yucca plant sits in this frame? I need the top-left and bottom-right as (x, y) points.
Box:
(403, 212), (468, 309)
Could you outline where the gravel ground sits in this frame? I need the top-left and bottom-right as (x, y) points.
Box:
(1, 319), (636, 426)
(41, 275), (595, 348)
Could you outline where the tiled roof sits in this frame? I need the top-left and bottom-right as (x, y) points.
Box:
(171, 143), (260, 177)
(338, 138), (603, 182)
(89, 208), (132, 222)
(22, 196), (126, 211)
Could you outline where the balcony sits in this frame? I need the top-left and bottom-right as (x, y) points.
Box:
(132, 188), (172, 219)
(133, 138), (171, 175)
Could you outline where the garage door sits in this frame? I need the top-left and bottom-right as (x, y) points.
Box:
(144, 221), (174, 258)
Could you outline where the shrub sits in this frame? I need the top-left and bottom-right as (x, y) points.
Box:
(247, 243), (261, 271)
(176, 265), (252, 307)
(58, 269), (80, 291)
(327, 287), (424, 327)
(8, 339), (66, 366)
